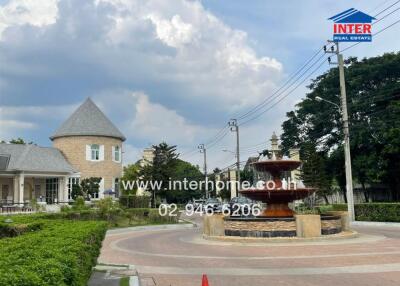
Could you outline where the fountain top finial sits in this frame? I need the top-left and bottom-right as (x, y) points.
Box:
(270, 132), (279, 153)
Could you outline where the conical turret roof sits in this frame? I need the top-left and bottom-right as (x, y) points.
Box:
(50, 98), (126, 141)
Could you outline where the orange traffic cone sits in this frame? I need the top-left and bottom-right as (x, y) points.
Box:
(202, 274), (209, 286)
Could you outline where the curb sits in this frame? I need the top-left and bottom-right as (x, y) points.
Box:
(203, 230), (359, 243)
(106, 223), (196, 235)
(94, 263), (141, 286)
(129, 275), (140, 286)
(352, 221), (400, 227)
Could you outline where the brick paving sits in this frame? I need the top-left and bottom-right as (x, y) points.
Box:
(98, 216), (400, 286)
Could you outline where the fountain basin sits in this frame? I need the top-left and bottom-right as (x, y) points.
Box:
(223, 215), (342, 238)
(240, 188), (316, 217)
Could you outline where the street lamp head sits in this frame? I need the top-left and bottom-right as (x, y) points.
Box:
(315, 96), (323, 102)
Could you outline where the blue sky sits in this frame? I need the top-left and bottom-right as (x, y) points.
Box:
(0, 0), (399, 169)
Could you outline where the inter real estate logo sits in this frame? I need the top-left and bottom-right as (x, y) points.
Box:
(328, 8), (376, 42)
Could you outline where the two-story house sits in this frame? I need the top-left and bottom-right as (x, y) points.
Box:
(0, 98), (125, 205)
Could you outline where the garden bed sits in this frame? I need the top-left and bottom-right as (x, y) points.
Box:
(0, 215), (107, 286)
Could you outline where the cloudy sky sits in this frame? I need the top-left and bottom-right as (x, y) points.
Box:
(1, 0), (399, 170)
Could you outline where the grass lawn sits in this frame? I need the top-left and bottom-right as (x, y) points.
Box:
(119, 277), (130, 286)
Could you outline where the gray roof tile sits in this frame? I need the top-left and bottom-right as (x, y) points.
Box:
(0, 143), (75, 173)
(50, 98), (126, 141)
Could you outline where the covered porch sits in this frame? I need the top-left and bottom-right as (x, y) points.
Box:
(0, 173), (69, 208)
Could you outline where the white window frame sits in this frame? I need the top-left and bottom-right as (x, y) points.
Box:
(67, 177), (80, 201)
(112, 145), (121, 163)
(113, 177), (120, 197)
(91, 144), (100, 161)
(86, 144), (104, 161)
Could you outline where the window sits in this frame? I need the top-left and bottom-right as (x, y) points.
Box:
(114, 178), (120, 197)
(45, 178), (59, 204)
(91, 190), (99, 199)
(86, 144), (104, 161)
(91, 144), (100, 161)
(34, 185), (41, 199)
(2, 185), (9, 201)
(113, 145), (121, 162)
(91, 178), (102, 199)
(67, 177), (80, 200)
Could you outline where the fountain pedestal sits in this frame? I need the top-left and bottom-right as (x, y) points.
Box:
(263, 203), (294, 217)
(240, 160), (315, 217)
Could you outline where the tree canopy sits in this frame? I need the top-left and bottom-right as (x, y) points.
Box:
(138, 142), (203, 206)
(281, 52), (400, 201)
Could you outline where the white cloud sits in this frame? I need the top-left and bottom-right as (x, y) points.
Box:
(90, 0), (283, 109)
(122, 143), (142, 165)
(0, 120), (37, 140)
(0, 104), (77, 141)
(0, 0), (288, 169)
(0, 104), (77, 119)
(0, 0), (58, 38)
(146, 14), (194, 48)
(129, 92), (206, 144)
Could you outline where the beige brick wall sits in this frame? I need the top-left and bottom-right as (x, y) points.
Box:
(53, 136), (123, 190)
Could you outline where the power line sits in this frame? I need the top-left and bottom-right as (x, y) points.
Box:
(237, 48), (325, 120)
(374, 0), (400, 16)
(198, 1), (400, 168)
(238, 0), (400, 127)
(239, 56), (329, 126)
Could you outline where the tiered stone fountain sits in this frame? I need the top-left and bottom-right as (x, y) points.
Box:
(221, 133), (345, 238)
(240, 132), (315, 217)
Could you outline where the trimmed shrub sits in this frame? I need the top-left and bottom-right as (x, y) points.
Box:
(0, 222), (43, 238)
(119, 195), (150, 208)
(318, 203), (400, 222)
(330, 204), (348, 211)
(355, 203), (400, 222)
(124, 208), (179, 224)
(0, 216), (107, 286)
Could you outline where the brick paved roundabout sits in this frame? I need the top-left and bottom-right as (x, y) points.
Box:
(98, 215), (400, 286)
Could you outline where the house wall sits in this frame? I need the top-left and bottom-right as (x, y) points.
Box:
(53, 136), (123, 191)
(0, 178), (13, 201)
(0, 177), (47, 203)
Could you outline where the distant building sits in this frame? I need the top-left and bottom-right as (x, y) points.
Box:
(139, 147), (155, 167)
(136, 147), (155, 196)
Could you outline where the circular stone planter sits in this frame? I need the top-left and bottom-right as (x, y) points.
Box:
(222, 215), (343, 238)
(321, 215), (342, 235)
(224, 217), (297, 238)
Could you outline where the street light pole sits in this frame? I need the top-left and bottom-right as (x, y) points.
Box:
(198, 144), (208, 198)
(228, 119), (240, 197)
(315, 96), (341, 110)
(324, 41), (355, 221)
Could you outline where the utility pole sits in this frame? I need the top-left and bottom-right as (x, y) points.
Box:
(324, 41), (355, 221)
(228, 119), (240, 196)
(198, 144), (208, 198)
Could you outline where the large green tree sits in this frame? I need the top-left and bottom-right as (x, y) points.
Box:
(167, 159), (204, 203)
(139, 142), (178, 207)
(299, 143), (332, 204)
(120, 162), (141, 195)
(281, 52), (400, 201)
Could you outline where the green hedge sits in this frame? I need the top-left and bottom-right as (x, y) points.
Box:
(119, 195), (150, 208)
(50, 207), (178, 225)
(0, 216), (107, 286)
(319, 203), (400, 222)
(124, 208), (179, 224)
(0, 222), (43, 238)
(355, 203), (400, 222)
